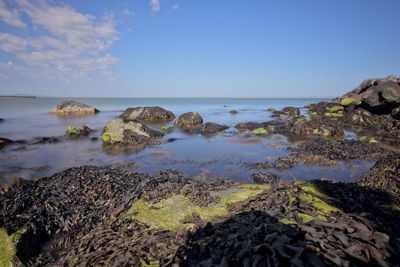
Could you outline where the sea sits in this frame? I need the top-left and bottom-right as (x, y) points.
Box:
(0, 97), (371, 184)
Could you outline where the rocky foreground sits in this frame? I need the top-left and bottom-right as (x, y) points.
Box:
(0, 166), (399, 266)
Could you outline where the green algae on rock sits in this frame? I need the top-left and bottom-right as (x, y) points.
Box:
(230, 110), (238, 114)
(0, 228), (25, 266)
(127, 184), (269, 231)
(340, 98), (361, 106)
(267, 107), (276, 111)
(101, 120), (164, 147)
(326, 105), (344, 113)
(252, 127), (268, 135)
(66, 125), (92, 137)
(160, 126), (175, 133)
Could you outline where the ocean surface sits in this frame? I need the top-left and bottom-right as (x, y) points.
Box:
(0, 97), (371, 184)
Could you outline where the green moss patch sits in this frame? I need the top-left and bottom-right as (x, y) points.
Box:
(66, 126), (81, 137)
(160, 126), (174, 133)
(340, 98), (361, 106)
(0, 228), (25, 266)
(324, 112), (343, 118)
(310, 112), (317, 116)
(267, 107), (276, 111)
(326, 105), (344, 113)
(128, 185), (268, 231)
(230, 110), (238, 114)
(252, 128), (268, 135)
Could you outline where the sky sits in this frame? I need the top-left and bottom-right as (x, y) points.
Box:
(0, 0), (399, 98)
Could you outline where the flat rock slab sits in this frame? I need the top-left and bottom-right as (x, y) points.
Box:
(120, 106), (175, 121)
(50, 100), (99, 115)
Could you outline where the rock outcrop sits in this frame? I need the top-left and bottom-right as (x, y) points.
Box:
(120, 106), (175, 122)
(101, 120), (164, 148)
(50, 100), (99, 115)
(199, 122), (229, 135)
(338, 74), (400, 115)
(174, 112), (203, 129)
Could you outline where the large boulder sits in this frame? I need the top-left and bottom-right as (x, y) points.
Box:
(289, 117), (344, 138)
(338, 75), (400, 115)
(101, 120), (164, 147)
(174, 112), (203, 129)
(50, 100), (99, 115)
(120, 106), (175, 122)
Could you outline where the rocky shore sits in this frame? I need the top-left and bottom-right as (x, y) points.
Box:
(1, 75), (400, 266)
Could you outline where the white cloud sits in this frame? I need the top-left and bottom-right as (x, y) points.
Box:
(122, 9), (135, 16)
(0, 0), (119, 82)
(150, 0), (160, 12)
(0, 0), (26, 28)
(172, 4), (179, 9)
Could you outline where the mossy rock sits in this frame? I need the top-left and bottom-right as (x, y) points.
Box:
(267, 107), (276, 111)
(174, 112), (203, 129)
(252, 128), (268, 135)
(340, 98), (361, 106)
(310, 112), (317, 116)
(101, 120), (151, 145)
(326, 105), (344, 113)
(230, 110), (238, 114)
(323, 112), (343, 118)
(312, 128), (332, 137)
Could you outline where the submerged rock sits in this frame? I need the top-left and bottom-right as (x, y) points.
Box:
(0, 118), (4, 123)
(174, 112), (203, 129)
(101, 120), (164, 148)
(66, 125), (93, 137)
(120, 106), (175, 122)
(338, 74), (400, 115)
(33, 136), (61, 144)
(50, 100), (99, 115)
(0, 137), (13, 150)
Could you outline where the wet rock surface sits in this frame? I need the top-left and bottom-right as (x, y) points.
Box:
(0, 137), (13, 150)
(101, 120), (164, 149)
(174, 112), (203, 129)
(66, 125), (93, 137)
(1, 166), (399, 266)
(252, 171), (281, 184)
(199, 122), (229, 135)
(120, 106), (175, 122)
(49, 100), (99, 115)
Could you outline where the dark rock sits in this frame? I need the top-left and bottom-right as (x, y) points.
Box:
(0, 118), (4, 123)
(338, 75), (400, 115)
(252, 171), (281, 184)
(120, 106), (175, 122)
(235, 122), (262, 131)
(33, 137), (61, 144)
(50, 100), (99, 115)
(199, 122), (229, 135)
(289, 117), (344, 138)
(358, 152), (400, 201)
(391, 107), (400, 120)
(307, 102), (340, 115)
(174, 112), (203, 129)
(0, 137), (13, 149)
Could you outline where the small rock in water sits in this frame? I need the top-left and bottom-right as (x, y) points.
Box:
(50, 100), (99, 115)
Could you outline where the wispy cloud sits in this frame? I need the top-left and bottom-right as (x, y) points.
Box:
(172, 4), (179, 9)
(150, 0), (160, 12)
(0, 0), (119, 82)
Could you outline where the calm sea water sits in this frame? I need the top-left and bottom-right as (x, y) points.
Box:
(0, 97), (371, 183)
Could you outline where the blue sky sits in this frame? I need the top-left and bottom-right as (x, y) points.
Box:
(0, 0), (399, 97)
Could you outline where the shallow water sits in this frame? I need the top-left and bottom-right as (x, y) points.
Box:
(0, 97), (372, 183)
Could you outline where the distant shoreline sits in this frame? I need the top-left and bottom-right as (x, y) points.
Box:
(0, 95), (37, 98)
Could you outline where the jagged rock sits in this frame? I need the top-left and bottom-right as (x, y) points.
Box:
(120, 106), (175, 122)
(50, 100), (99, 115)
(307, 102), (343, 115)
(101, 120), (164, 148)
(338, 75), (400, 114)
(175, 112), (203, 129)
(252, 171), (281, 184)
